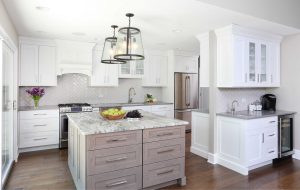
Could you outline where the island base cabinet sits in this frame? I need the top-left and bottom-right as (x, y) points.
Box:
(143, 157), (185, 188)
(87, 166), (142, 190)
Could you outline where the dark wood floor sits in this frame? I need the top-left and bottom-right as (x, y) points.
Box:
(5, 133), (300, 190)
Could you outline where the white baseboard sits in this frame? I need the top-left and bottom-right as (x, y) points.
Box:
(293, 149), (300, 160)
(207, 153), (218, 164)
(19, 144), (59, 153)
(190, 146), (208, 159)
(217, 156), (249, 175)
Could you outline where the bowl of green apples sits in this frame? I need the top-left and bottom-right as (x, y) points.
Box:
(101, 108), (126, 120)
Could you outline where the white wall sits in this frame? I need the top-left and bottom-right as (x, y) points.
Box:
(0, 1), (18, 45)
(269, 34), (300, 150)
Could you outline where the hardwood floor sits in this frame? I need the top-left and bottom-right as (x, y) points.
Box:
(5, 133), (300, 190)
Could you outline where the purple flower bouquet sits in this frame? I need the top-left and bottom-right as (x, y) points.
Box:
(26, 87), (45, 108)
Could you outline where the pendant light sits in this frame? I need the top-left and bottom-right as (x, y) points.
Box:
(101, 25), (126, 64)
(114, 13), (145, 61)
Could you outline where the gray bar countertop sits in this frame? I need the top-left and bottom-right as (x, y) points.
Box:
(19, 105), (59, 111)
(217, 110), (296, 120)
(91, 101), (173, 108)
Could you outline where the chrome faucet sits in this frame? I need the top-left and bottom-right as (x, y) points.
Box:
(231, 100), (239, 113)
(128, 87), (136, 103)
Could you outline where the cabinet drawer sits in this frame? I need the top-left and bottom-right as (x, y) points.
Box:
(143, 157), (185, 188)
(143, 138), (185, 164)
(19, 109), (59, 120)
(87, 130), (142, 150)
(19, 131), (59, 148)
(143, 126), (185, 143)
(20, 118), (59, 134)
(151, 105), (173, 112)
(87, 166), (142, 190)
(87, 144), (142, 175)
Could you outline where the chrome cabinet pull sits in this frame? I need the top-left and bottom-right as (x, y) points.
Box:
(106, 180), (128, 187)
(269, 121), (276, 123)
(107, 138), (128, 142)
(262, 133), (264, 143)
(34, 124), (47, 127)
(33, 137), (47, 141)
(106, 156), (128, 162)
(157, 169), (174, 175)
(157, 149), (174, 154)
(33, 113), (47, 116)
(157, 132), (173, 137)
(269, 134), (275, 137)
(269, 150), (275, 154)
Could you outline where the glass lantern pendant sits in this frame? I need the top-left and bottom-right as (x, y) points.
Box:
(101, 25), (126, 64)
(114, 13), (145, 61)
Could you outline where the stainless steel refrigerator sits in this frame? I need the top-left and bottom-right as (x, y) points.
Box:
(174, 73), (199, 131)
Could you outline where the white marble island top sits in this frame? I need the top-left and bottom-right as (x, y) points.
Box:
(67, 111), (189, 135)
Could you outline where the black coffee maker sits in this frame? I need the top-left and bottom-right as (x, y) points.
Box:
(261, 94), (276, 111)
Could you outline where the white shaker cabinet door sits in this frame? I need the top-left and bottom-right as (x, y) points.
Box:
(19, 44), (39, 86)
(38, 46), (57, 86)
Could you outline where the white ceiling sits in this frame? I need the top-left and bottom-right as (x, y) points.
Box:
(3, 0), (300, 52)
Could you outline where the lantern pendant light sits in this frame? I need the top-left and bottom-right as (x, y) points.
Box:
(101, 25), (126, 64)
(114, 13), (145, 61)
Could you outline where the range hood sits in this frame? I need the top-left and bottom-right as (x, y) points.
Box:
(56, 40), (95, 76)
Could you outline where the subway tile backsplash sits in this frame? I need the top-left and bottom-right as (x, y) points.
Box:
(19, 74), (163, 106)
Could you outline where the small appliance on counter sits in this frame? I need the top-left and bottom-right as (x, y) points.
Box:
(261, 94), (276, 111)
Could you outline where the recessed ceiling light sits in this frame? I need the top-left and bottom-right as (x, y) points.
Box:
(72, 32), (86, 36)
(35, 6), (50, 11)
(172, 29), (182, 33)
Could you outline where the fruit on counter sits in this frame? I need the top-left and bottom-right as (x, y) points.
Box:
(145, 94), (157, 103)
(102, 108), (126, 116)
(125, 110), (143, 118)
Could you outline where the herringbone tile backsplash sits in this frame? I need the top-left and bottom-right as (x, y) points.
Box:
(19, 74), (163, 106)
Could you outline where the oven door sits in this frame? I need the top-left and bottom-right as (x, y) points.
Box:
(279, 114), (294, 158)
(60, 113), (69, 148)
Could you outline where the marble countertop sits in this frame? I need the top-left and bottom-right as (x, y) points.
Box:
(19, 105), (58, 111)
(67, 111), (188, 135)
(91, 102), (173, 108)
(217, 110), (296, 120)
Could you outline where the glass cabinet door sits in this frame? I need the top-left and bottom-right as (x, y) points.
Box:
(260, 44), (267, 83)
(248, 42), (256, 82)
(135, 60), (144, 76)
(120, 62), (131, 76)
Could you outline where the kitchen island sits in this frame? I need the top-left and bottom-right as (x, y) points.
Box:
(67, 111), (188, 190)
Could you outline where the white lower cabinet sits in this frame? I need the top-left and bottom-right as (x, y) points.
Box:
(123, 104), (174, 118)
(19, 109), (59, 151)
(217, 116), (278, 175)
(190, 111), (209, 158)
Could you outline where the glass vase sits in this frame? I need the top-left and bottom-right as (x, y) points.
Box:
(33, 99), (39, 109)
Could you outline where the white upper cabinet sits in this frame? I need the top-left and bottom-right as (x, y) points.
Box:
(19, 37), (57, 86)
(119, 60), (144, 78)
(90, 46), (119, 87)
(215, 25), (282, 88)
(174, 51), (198, 73)
(142, 50), (168, 87)
(197, 33), (210, 87)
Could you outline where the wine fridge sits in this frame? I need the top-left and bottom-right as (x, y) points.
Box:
(278, 114), (294, 158)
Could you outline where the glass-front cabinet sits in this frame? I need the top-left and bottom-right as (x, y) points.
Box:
(119, 60), (144, 78)
(245, 40), (270, 86)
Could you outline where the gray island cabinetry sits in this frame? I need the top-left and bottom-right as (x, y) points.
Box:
(67, 112), (188, 190)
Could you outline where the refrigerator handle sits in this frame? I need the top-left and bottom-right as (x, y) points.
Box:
(185, 76), (188, 107)
(187, 76), (191, 106)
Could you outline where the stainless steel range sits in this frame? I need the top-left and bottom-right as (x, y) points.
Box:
(58, 103), (93, 149)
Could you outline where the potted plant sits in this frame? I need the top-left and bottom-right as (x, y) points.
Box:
(26, 87), (45, 108)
